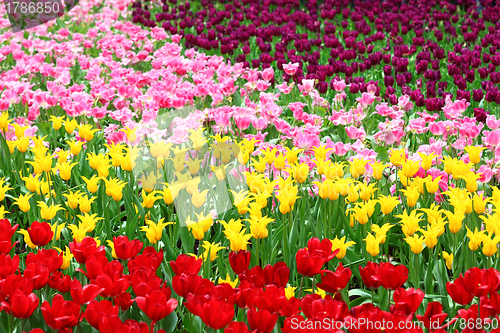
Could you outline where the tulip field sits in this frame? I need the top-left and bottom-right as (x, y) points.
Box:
(3, 0), (500, 331)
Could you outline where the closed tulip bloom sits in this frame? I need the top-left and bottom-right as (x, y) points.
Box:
(465, 146), (486, 165)
(84, 300), (119, 329)
(472, 193), (491, 214)
(459, 172), (482, 193)
(400, 186), (420, 208)
(418, 152), (438, 171)
(358, 182), (377, 201)
(466, 227), (485, 251)
(443, 209), (465, 234)
(425, 175), (442, 194)
(371, 224), (393, 244)
(1, 290), (39, 319)
(16, 136), (30, 153)
(229, 250), (251, 275)
(359, 261), (382, 289)
(247, 308), (278, 333)
(481, 233), (500, 257)
(170, 254), (203, 276)
(26, 221), (54, 246)
(393, 287), (425, 315)
(112, 236), (143, 260)
(442, 251), (453, 270)
(41, 294), (81, 330)
(405, 234), (425, 254)
(363, 233), (384, 257)
(136, 289), (178, 323)
(57, 162), (78, 181)
(64, 117), (78, 134)
(226, 230), (253, 252)
(54, 246), (74, 270)
(66, 140), (83, 156)
(247, 215), (274, 239)
(369, 160), (388, 180)
(376, 262), (409, 290)
(419, 226), (440, 249)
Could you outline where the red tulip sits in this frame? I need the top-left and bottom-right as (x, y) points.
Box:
(462, 267), (500, 297)
(373, 262), (408, 290)
(185, 295), (234, 329)
(247, 308), (278, 333)
(23, 263), (49, 290)
(113, 236), (143, 260)
(76, 253), (109, 280)
(70, 279), (104, 305)
(316, 263), (352, 293)
(172, 272), (204, 298)
(300, 294), (349, 320)
(392, 287), (425, 315)
(69, 237), (106, 264)
(224, 321), (251, 333)
(263, 262), (289, 288)
(0, 274), (33, 302)
(296, 248), (325, 277)
(170, 254), (202, 275)
(416, 301), (448, 330)
(26, 249), (63, 273)
(307, 238), (337, 264)
(278, 297), (301, 317)
(0, 219), (18, 239)
(239, 266), (265, 287)
(113, 291), (134, 311)
(48, 272), (71, 293)
(99, 316), (150, 333)
(27, 221), (53, 247)
(0, 290), (38, 318)
(359, 261), (382, 289)
(128, 247), (163, 272)
(84, 300), (119, 329)
(41, 294), (81, 331)
(0, 239), (16, 255)
(0, 219), (18, 255)
(234, 281), (254, 309)
(229, 250), (251, 275)
(135, 289), (178, 323)
(446, 276), (474, 305)
(0, 254), (19, 279)
(94, 260), (130, 298)
(132, 273), (163, 297)
(251, 285), (286, 313)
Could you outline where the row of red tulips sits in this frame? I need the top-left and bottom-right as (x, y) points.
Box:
(1, 218), (500, 332)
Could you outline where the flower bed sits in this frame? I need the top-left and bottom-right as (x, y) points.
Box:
(131, 0), (500, 115)
(0, 0), (500, 332)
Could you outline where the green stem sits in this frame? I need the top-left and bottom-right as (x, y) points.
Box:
(298, 275), (305, 298)
(388, 289), (392, 312)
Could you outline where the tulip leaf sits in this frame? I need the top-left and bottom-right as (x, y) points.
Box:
(161, 311), (178, 333)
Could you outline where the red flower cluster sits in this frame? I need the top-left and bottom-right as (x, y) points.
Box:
(3, 223), (500, 333)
